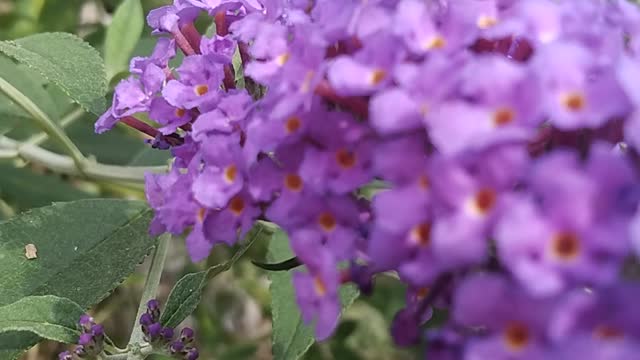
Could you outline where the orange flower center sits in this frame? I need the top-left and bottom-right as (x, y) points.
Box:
(425, 36), (446, 50)
(285, 116), (302, 134)
(477, 15), (498, 29)
(562, 92), (586, 112)
(551, 232), (581, 261)
(504, 322), (530, 351)
(318, 212), (337, 232)
(335, 149), (357, 169)
(275, 53), (290, 66)
(175, 108), (186, 117)
(473, 188), (497, 215)
(197, 208), (206, 222)
(417, 175), (430, 190)
(369, 69), (387, 85)
(223, 165), (238, 184)
(493, 108), (515, 126)
(594, 325), (624, 340)
(314, 276), (327, 296)
(194, 84), (209, 96)
(410, 223), (432, 247)
(416, 287), (430, 300)
(228, 196), (245, 215)
(284, 174), (303, 192)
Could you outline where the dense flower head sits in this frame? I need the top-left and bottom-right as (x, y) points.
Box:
(58, 314), (105, 359)
(97, 0), (640, 355)
(140, 299), (200, 359)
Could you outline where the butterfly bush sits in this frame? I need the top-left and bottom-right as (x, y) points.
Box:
(97, 0), (640, 358)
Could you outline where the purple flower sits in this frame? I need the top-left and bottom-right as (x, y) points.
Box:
(191, 90), (252, 140)
(496, 150), (632, 296)
(549, 284), (640, 343)
(532, 41), (631, 130)
(452, 273), (554, 359)
(147, 3), (200, 34)
(95, 63), (166, 134)
(94, 0), (640, 350)
(162, 55), (224, 110)
(192, 136), (245, 209)
(327, 34), (402, 96)
(149, 97), (194, 135)
(393, 0), (460, 55)
(292, 239), (341, 340)
(130, 37), (177, 75)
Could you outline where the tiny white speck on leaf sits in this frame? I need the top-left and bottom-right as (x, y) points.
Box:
(25, 244), (37, 259)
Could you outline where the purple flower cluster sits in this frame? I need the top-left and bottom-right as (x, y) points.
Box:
(58, 315), (104, 360)
(97, 0), (640, 357)
(140, 299), (199, 360)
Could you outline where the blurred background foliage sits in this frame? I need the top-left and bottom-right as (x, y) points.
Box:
(0, 1), (421, 359)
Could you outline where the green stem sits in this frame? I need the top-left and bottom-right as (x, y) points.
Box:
(127, 233), (171, 360)
(0, 76), (87, 171)
(0, 136), (166, 183)
(0, 148), (18, 159)
(104, 345), (153, 360)
(27, 106), (86, 146)
(0, 198), (15, 218)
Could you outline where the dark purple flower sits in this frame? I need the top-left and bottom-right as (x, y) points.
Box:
(140, 313), (154, 326)
(181, 327), (195, 343)
(391, 308), (421, 347)
(161, 326), (175, 341)
(170, 340), (185, 353)
(185, 347), (199, 360)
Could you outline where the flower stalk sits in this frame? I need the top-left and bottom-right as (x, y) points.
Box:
(126, 233), (171, 360)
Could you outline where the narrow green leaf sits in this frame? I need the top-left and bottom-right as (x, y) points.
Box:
(269, 230), (359, 360)
(0, 199), (156, 357)
(251, 256), (301, 272)
(232, 45), (245, 89)
(160, 223), (274, 328)
(104, 0), (144, 80)
(0, 33), (108, 115)
(0, 296), (84, 344)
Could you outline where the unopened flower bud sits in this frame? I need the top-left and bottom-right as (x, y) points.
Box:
(58, 351), (72, 360)
(185, 348), (199, 360)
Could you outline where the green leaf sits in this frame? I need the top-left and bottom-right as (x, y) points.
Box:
(128, 147), (172, 166)
(269, 230), (359, 360)
(0, 163), (95, 213)
(0, 55), (59, 134)
(0, 296), (84, 344)
(160, 223), (274, 328)
(0, 332), (39, 360)
(0, 33), (108, 115)
(104, 0), (144, 80)
(0, 199), (156, 357)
